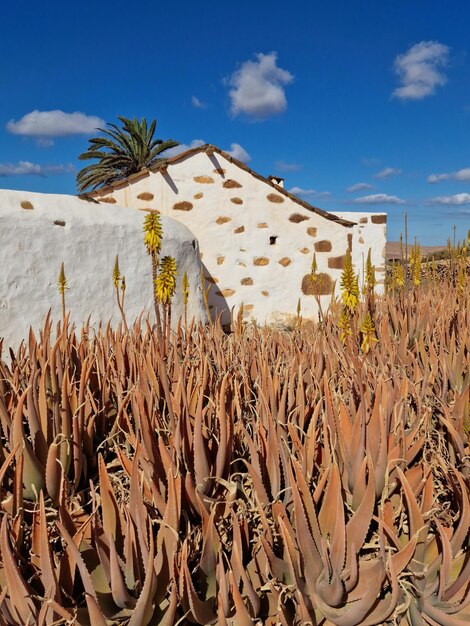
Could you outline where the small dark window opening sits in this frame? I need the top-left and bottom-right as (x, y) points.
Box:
(192, 239), (196, 249)
(270, 236), (278, 245)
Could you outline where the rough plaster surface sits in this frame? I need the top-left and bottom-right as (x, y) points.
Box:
(94, 151), (387, 325)
(0, 189), (207, 350)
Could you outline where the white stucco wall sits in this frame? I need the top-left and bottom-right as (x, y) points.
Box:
(0, 189), (207, 351)
(334, 211), (387, 293)
(94, 151), (359, 325)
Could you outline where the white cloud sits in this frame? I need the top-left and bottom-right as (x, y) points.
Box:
(226, 143), (251, 163)
(392, 41), (450, 100)
(0, 161), (75, 177)
(427, 168), (470, 183)
(276, 160), (302, 172)
(191, 96), (207, 109)
(6, 110), (105, 140)
(289, 186), (331, 199)
(163, 139), (206, 159)
(374, 167), (402, 179)
(353, 193), (405, 205)
(428, 193), (470, 205)
(227, 52), (293, 119)
(347, 182), (373, 193)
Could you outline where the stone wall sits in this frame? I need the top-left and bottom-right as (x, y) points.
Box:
(0, 189), (207, 350)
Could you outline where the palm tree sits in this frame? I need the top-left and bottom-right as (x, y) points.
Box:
(76, 116), (179, 193)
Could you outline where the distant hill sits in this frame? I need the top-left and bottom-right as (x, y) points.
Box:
(385, 241), (446, 263)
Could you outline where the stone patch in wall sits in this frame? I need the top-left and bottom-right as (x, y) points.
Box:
(261, 290), (269, 296)
(307, 227), (317, 237)
(243, 304), (254, 311)
(289, 213), (309, 223)
(213, 168), (226, 176)
(99, 197), (117, 204)
(279, 257), (291, 266)
(253, 257), (269, 266)
(300, 248), (310, 254)
(301, 273), (333, 295)
(205, 276), (219, 284)
(257, 223), (268, 229)
(359, 237), (364, 244)
(267, 193), (284, 203)
(223, 179), (242, 188)
(371, 215), (387, 224)
(217, 256), (225, 265)
(240, 277), (254, 285)
(173, 201), (193, 211)
(20, 201), (34, 210)
(194, 192), (203, 199)
(217, 288), (235, 297)
(193, 175), (214, 184)
(231, 197), (243, 205)
(239, 262), (247, 267)
(137, 192), (154, 201)
(234, 226), (245, 234)
(359, 217), (368, 224)
(328, 255), (346, 269)
(314, 240), (332, 252)
(216, 216), (231, 224)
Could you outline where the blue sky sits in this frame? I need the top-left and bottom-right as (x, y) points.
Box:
(1, 0), (469, 244)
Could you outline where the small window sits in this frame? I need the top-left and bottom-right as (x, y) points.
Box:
(270, 236), (278, 245)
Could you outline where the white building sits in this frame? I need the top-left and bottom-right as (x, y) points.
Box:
(91, 144), (387, 326)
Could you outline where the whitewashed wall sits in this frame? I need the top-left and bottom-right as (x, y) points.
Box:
(0, 189), (207, 351)
(94, 151), (357, 325)
(334, 211), (387, 293)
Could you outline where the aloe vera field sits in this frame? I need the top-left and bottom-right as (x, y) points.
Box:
(0, 244), (469, 625)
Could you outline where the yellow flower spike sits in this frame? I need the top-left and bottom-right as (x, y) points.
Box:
(58, 262), (68, 295)
(338, 307), (351, 344)
(365, 249), (376, 292)
(182, 271), (189, 306)
(311, 252), (318, 282)
(396, 262), (405, 288)
(360, 311), (378, 354)
(457, 262), (466, 296)
(143, 211), (163, 255)
(155, 256), (177, 305)
(121, 276), (126, 292)
(112, 255), (121, 288)
(340, 249), (359, 312)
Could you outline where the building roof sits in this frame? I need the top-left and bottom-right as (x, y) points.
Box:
(90, 143), (356, 228)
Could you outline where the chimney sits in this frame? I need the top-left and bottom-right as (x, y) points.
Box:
(268, 175), (284, 188)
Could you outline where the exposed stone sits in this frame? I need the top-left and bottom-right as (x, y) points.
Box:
(173, 201), (193, 211)
(314, 240), (332, 252)
(137, 192), (154, 201)
(205, 276), (219, 284)
(261, 290), (269, 296)
(53, 220), (66, 227)
(307, 227), (317, 237)
(213, 168), (226, 176)
(289, 213), (309, 223)
(254, 257), (269, 266)
(359, 217), (368, 224)
(223, 179), (242, 188)
(301, 273), (333, 295)
(234, 226), (245, 234)
(99, 197), (117, 204)
(267, 193), (284, 203)
(371, 215), (387, 224)
(238, 262), (247, 267)
(279, 257), (291, 267)
(194, 192), (203, 199)
(216, 216), (231, 224)
(20, 201), (33, 210)
(300, 248), (310, 254)
(359, 237), (365, 244)
(257, 222), (268, 229)
(217, 256), (225, 265)
(193, 175), (214, 184)
(243, 304), (254, 311)
(231, 197), (243, 204)
(240, 277), (253, 285)
(217, 288), (235, 297)
(328, 255), (346, 269)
